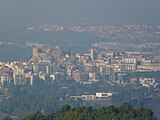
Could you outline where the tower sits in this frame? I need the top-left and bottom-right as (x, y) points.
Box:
(32, 46), (47, 62)
(90, 48), (97, 61)
(32, 46), (38, 62)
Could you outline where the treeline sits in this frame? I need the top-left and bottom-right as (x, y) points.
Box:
(21, 102), (156, 120)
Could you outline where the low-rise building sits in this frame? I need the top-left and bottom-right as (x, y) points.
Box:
(139, 77), (157, 88)
(96, 92), (113, 98)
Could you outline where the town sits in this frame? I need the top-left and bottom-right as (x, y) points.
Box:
(0, 46), (160, 87)
(0, 24), (160, 118)
(0, 43), (160, 89)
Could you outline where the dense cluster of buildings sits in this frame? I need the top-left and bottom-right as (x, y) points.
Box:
(0, 45), (159, 88)
(27, 24), (160, 42)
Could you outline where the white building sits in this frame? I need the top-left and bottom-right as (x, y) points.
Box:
(96, 92), (113, 98)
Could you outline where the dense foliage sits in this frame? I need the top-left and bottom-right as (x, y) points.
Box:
(0, 75), (160, 119)
(23, 103), (156, 120)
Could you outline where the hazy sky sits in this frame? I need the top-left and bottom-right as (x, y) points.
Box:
(0, 0), (160, 25)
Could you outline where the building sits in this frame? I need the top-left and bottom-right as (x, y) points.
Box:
(34, 60), (52, 74)
(0, 74), (10, 86)
(32, 46), (47, 62)
(82, 95), (96, 100)
(13, 74), (26, 85)
(66, 66), (73, 76)
(121, 64), (136, 71)
(39, 72), (46, 81)
(72, 70), (81, 82)
(96, 92), (113, 98)
(122, 58), (136, 64)
(139, 77), (157, 88)
(70, 92), (114, 101)
(90, 48), (97, 61)
(47, 46), (61, 61)
(89, 72), (96, 79)
(12, 65), (24, 75)
(83, 48), (97, 61)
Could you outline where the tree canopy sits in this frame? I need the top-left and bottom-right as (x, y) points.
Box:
(23, 102), (156, 120)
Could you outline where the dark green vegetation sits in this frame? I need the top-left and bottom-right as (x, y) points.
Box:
(23, 103), (156, 120)
(0, 75), (160, 119)
(0, 77), (110, 119)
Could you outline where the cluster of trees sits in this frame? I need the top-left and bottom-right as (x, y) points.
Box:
(23, 103), (156, 120)
(0, 75), (159, 119)
(0, 77), (103, 118)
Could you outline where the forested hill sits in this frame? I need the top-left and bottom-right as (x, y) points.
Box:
(19, 102), (156, 120)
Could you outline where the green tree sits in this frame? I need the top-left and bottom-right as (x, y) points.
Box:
(60, 104), (71, 113)
(2, 116), (12, 120)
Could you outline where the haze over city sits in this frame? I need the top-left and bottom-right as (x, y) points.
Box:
(0, 0), (160, 24)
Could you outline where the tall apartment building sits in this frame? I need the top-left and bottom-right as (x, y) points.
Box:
(32, 46), (47, 62)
